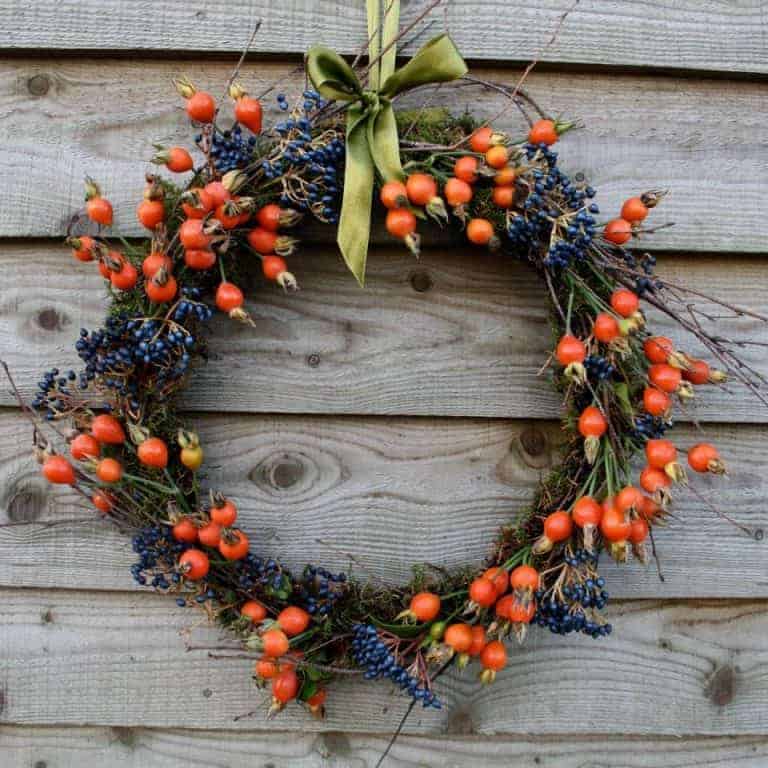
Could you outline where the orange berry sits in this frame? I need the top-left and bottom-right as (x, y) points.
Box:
(572, 497), (602, 528)
(234, 95), (263, 133)
(272, 669), (299, 703)
(91, 414), (125, 444)
(494, 166), (516, 186)
(578, 406), (607, 438)
(210, 498), (237, 527)
(385, 208), (417, 238)
(262, 255), (287, 281)
(241, 600), (268, 624)
(649, 363), (682, 393)
(555, 334), (586, 365)
(197, 521), (222, 547)
(528, 119), (558, 146)
(543, 510), (572, 542)
(137, 199), (165, 230)
(610, 289), (639, 318)
(593, 312), (621, 343)
(444, 178), (473, 207)
(643, 387), (671, 417)
(467, 625), (487, 656)
(491, 185), (515, 208)
(621, 197), (649, 223)
(172, 517), (198, 543)
(277, 606), (311, 637)
(688, 443), (725, 474)
(604, 218), (632, 245)
(483, 566), (509, 596)
(42, 455), (76, 485)
(644, 336), (674, 364)
(186, 91), (216, 123)
(380, 181), (408, 209)
(454, 156), (479, 183)
(466, 218), (495, 245)
(469, 126), (494, 153)
(137, 437), (168, 469)
(218, 530), (249, 560)
(70, 433), (100, 461)
(262, 627), (290, 658)
(469, 577), (497, 607)
(480, 640), (507, 671)
(600, 508), (631, 542)
(510, 564), (539, 592)
(485, 145), (509, 169)
(405, 173), (438, 206)
(215, 282), (244, 313)
(409, 592), (441, 622)
(179, 548), (210, 580)
(96, 457), (123, 484)
(444, 623), (473, 653)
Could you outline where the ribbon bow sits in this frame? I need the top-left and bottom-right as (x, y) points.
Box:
(306, 3), (467, 285)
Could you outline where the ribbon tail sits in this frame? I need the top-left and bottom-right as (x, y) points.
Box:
(337, 104), (376, 286)
(368, 100), (405, 184)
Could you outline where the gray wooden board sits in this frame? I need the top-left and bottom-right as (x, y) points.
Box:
(0, 408), (765, 597)
(0, 60), (767, 249)
(1, 241), (766, 419)
(0, 589), (766, 735)
(0, 1), (766, 74)
(3, 726), (768, 767)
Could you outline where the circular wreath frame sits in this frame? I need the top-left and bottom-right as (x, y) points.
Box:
(14, 23), (763, 723)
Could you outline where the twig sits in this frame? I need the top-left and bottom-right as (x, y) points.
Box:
(685, 483), (757, 538)
(222, 20), (263, 99)
(374, 655), (455, 768)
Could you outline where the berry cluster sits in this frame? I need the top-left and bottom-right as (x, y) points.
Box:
(130, 524), (187, 589)
(234, 554), (290, 595)
(634, 412), (669, 440)
(297, 565), (347, 617)
(207, 124), (258, 173)
(265, 90), (342, 224)
(31, 367), (77, 419)
(351, 624), (441, 708)
(584, 354), (616, 382)
(509, 143), (598, 270)
(534, 595), (612, 638)
(534, 549), (611, 638)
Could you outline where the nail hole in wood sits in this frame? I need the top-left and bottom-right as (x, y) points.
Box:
(27, 74), (50, 96)
(307, 353), (321, 368)
(410, 270), (433, 293)
(7, 486), (47, 522)
(36, 307), (68, 332)
(519, 427), (547, 458)
(706, 664), (736, 706)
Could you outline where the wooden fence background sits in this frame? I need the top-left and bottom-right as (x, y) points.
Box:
(1, 2), (767, 765)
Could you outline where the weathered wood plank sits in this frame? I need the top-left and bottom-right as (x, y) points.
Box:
(1, 408), (765, 597)
(0, 590), (766, 735)
(2, 241), (766, 420)
(0, 1), (765, 75)
(3, 726), (768, 768)
(1, 59), (767, 249)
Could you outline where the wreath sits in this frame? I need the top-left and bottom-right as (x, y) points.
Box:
(9, 1), (765, 725)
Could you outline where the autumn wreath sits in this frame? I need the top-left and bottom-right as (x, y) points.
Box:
(9, 1), (765, 724)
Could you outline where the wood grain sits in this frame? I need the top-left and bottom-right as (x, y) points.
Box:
(0, 1), (765, 75)
(3, 726), (768, 767)
(0, 408), (765, 597)
(2, 241), (766, 420)
(1, 589), (766, 735)
(1, 59), (767, 249)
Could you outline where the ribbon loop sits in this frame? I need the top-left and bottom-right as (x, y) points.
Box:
(306, 32), (467, 285)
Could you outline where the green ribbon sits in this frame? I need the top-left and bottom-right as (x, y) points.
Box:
(306, 7), (467, 285)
